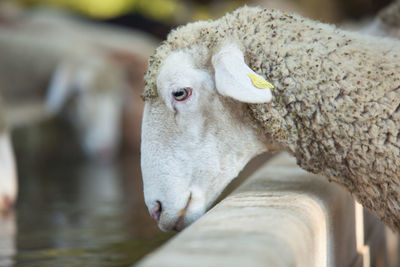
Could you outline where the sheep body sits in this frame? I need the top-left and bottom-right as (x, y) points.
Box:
(143, 7), (400, 230)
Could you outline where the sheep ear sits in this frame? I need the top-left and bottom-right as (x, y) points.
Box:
(45, 62), (76, 114)
(212, 44), (273, 103)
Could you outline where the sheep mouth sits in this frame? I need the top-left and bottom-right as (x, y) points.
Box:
(173, 193), (192, 231)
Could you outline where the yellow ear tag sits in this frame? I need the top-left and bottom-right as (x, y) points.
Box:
(248, 73), (274, 89)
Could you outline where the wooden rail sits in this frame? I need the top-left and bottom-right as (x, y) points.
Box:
(136, 153), (396, 267)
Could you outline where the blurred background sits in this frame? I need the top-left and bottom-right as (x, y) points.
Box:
(0, 0), (396, 266)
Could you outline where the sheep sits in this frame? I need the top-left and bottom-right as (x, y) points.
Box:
(0, 100), (17, 215)
(0, 7), (158, 159)
(140, 6), (400, 232)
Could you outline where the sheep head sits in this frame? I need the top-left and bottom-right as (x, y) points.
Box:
(141, 43), (273, 231)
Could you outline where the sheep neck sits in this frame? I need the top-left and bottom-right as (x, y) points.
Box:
(242, 13), (400, 230)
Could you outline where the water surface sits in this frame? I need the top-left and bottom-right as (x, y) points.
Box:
(3, 127), (174, 266)
(1, 122), (271, 267)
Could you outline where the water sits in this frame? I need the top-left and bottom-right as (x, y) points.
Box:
(0, 121), (271, 267)
(0, 125), (174, 267)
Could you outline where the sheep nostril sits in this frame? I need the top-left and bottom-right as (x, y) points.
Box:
(150, 201), (162, 222)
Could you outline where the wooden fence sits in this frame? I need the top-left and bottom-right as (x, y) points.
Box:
(136, 153), (397, 267)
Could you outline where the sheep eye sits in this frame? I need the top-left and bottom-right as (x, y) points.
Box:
(172, 87), (192, 101)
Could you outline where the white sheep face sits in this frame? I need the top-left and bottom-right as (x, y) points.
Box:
(141, 47), (271, 231)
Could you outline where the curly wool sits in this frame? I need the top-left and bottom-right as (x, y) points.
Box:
(143, 6), (400, 231)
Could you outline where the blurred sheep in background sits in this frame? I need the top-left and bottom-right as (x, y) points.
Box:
(0, 2), (159, 214)
(0, 3), (159, 160)
(0, 102), (17, 214)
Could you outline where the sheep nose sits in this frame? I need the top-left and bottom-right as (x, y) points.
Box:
(150, 201), (162, 222)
